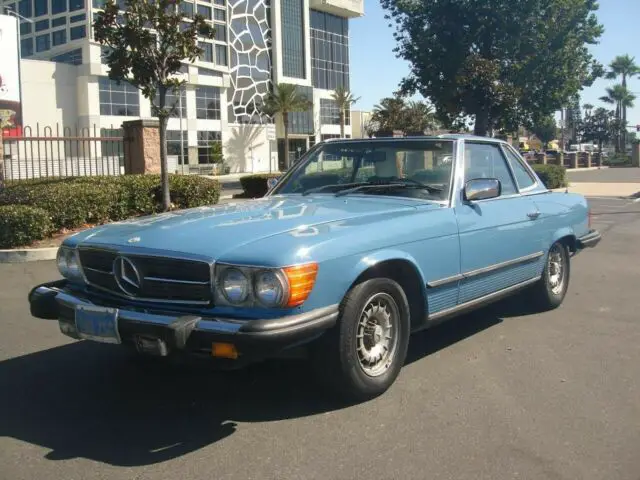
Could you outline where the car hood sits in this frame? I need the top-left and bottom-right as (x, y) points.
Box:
(65, 194), (428, 260)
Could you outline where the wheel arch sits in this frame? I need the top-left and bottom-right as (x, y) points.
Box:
(551, 227), (578, 253)
(347, 251), (428, 331)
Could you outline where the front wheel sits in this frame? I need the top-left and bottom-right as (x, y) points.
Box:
(529, 241), (570, 311)
(309, 278), (411, 402)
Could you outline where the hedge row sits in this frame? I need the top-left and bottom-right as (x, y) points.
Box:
(0, 174), (221, 248)
(239, 173), (282, 198)
(531, 164), (568, 189)
(0, 205), (53, 249)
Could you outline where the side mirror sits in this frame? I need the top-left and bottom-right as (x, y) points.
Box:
(463, 178), (501, 202)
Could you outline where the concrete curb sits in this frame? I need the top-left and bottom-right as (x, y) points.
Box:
(0, 246), (58, 264)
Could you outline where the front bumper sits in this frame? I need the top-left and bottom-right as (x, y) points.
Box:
(28, 281), (339, 366)
(577, 229), (602, 249)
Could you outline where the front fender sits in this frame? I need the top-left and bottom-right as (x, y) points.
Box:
(348, 249), (428, 288)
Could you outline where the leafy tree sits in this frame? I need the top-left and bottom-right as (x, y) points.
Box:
(94, 0), (214, 211)
(330, 86), (359, 138)
(530, 115), (557, 149)
(606, 55), (640, 147)
(380, 0), (604, 136)
(263, 83), (312, 170)
(581, 107), (616, 153)
(600, 84), (635, 152)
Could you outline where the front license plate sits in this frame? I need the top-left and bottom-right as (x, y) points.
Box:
(75, 305), (121, 344)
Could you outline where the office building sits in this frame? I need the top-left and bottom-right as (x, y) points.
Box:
(0, 0), (363, 172)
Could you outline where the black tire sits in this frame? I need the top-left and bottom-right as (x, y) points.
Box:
(529, 241), (570, 311)
(309, 277), (411, 402)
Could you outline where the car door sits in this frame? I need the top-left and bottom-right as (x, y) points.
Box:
(454, 141), (545, 305)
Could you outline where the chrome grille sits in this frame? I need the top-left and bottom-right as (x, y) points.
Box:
(78, 248), (213, 304)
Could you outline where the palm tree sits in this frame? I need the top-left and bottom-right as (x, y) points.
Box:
(263, 83), (312, 169)
(600, 84), (636, 152)
(371, 96), (407, 134)
(404, 100), (438, 134)
(330, 86), (360, 138)
(606, 55), (640, 147)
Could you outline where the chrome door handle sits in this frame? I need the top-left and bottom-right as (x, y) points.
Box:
(527, 211), (540, 219)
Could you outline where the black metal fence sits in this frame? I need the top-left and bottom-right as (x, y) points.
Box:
(1, 124), (126, 181)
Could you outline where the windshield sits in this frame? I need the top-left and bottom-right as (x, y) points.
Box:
(270, 139), (455, 202)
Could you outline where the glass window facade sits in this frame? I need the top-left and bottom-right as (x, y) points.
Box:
(99, 77), (140, 116)
(69, 0), (83, 11)
(195, 86), (221, 120)
(36, 33), (50, 52)
(166, 131), (189, 163)
(52, 16), (67, 27)
(21, 37), (34, 57)
(154, 88), (187, 118)
(199, 42), (214, 62)
(197, 4), (212, 20)
(310, 10), (349, 90)
(70, 25), (86, 39)
(35, 19), (49, 32)
(52, 29), (67, 46)
(70, 13), (86, 22)
(215, 44), (227, 66)
(34, 0), (48, 17)
(287, 85), (314, 134)
(280, 0), (305, 79)
(320, 98), (349, 125)
(197, 131), (222, 164)
(52, 0), (67, 14)
(214, 8), (225, 21)
(20, 22), (32, 35)
(51, 48), (83, 65)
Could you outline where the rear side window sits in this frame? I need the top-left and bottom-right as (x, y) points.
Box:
(503, 146), (536, 190)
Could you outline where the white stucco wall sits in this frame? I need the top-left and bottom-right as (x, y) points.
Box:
(19, 58), (80, 132)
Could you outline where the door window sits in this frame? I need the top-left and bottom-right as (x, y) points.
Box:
(503, 145), (537, 190)
(464, 143), (517, 196)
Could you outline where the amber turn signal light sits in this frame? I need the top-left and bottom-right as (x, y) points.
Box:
(283, 262), (319, 307)
(212, 342), (239, 359)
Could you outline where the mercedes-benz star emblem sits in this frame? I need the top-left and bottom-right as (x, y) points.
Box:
(113, 256), (142, 296)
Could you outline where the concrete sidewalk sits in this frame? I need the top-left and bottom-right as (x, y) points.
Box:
(553, 182), (640, 198)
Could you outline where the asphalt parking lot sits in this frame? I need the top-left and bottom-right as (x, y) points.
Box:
(0, 197), (639, 480)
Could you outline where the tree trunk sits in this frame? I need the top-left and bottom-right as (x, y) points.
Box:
(474, 108), (489, 136)
(283, 111), (290, 170)
(157, 84), (171, 211)
(339, 110), (345, 138)
(615, 103), (621, 153)
(622, 75), (627, 151)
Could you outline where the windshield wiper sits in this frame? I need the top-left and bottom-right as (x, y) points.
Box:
(334, 180), (444, 197)
(301, 182), (367, 196)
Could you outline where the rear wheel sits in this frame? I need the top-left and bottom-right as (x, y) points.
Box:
(309, 278), (411, 402)
(529, 241), (570, 311)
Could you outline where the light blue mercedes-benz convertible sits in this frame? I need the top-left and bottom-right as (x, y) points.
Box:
(29, 135), (601, 401)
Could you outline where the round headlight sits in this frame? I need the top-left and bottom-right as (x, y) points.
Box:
(221, 268), (249, 304)
(66, 250), (81, 276)
(56, 248), (70, 276)
(254, 270), (286, 307)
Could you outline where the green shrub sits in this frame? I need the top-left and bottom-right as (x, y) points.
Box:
(603, 154), (631, 167)
(0, 174), (221, 233)
(239, 173), (282, 197)
(532, 164), (568, 189)
(0, 205), (53, 249)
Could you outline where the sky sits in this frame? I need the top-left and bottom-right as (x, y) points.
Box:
(349, 0), (640, 128)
